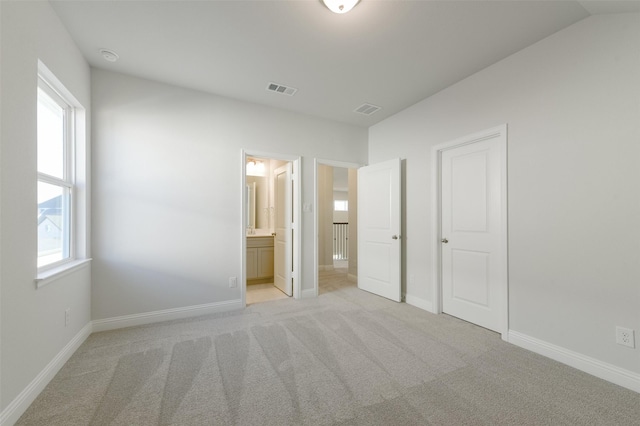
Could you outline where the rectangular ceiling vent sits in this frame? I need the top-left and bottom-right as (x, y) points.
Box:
(266, 82), (297, 96)
(354, 103), (381, 116)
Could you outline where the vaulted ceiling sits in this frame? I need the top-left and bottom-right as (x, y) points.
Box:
(51, 0), (639, 127)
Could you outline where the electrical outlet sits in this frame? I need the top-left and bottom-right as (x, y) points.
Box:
(229, 277), (237, 288)
(616, 326), (635, 348)
(65, 308), (70, 327)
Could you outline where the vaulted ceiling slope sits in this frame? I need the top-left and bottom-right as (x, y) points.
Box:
(50, 0), (639, 127)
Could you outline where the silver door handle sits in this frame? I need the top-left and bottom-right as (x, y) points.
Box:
(392, 235), (401, 240)
(441, 238), (448, 243)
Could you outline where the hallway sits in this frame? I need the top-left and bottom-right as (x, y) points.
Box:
(319, 266), (355, 295)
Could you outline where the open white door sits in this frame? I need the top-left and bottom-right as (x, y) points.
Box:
(274, 163), (292, 296)
(357, 158), (402, 302)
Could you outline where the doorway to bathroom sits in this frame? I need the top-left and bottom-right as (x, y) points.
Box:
(242, 151), (301, 306)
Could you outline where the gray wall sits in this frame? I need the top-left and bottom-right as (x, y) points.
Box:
(91, 69), (367, 320)
(0, 1), (92, 411)
(369, 14), (640, 374)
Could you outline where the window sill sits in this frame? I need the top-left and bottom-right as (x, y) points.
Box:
(35, 258), (92, 289)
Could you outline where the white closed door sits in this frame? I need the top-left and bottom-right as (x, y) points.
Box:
(274, 163), (292, 296)
(441, 136), (505, 332)
(358, 158), (401, 302)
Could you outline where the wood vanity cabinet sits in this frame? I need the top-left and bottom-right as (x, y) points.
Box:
(246, 236), (274, 284)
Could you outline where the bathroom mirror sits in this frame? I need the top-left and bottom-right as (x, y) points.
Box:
(246, 176), (269, 230)
(246, 182), (256, 229)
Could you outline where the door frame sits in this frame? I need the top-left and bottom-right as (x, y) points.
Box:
(312, 158), (363, 298)
(430, 124), (509, 339)
(241, 149), (301, 306)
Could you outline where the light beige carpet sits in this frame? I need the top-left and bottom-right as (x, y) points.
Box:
(17, 271), (640, 425)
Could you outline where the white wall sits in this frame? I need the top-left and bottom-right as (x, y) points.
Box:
(91, 69), (367, 320)
(369, 14), (640, 374)
(0, 0), (91, 415)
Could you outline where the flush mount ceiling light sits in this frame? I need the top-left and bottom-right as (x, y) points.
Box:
(100, 49), (119, 62)
(322, 0), (360, 14)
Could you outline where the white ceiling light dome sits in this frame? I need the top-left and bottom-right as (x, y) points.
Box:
(322, 0), (360, 14)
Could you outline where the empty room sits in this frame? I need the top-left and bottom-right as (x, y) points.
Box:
(1, 0), (639, 425)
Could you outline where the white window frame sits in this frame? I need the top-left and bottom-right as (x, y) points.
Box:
(36, 61), (91, 287)
(37, 78), (75, 269)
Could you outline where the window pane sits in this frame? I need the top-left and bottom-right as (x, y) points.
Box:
(37, 87), (65, 179)
(38, 181), (70, 267)
(334, 200), (348, 211)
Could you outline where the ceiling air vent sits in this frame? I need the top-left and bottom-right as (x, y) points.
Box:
(266, 82), (297, 96)
(354, 103), (381, 116)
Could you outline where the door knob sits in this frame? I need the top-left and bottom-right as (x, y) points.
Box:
(392, 235), (400, 240)
(441, 238), (448, 243)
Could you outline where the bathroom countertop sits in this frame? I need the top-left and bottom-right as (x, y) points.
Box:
(246, 230), (274, 237)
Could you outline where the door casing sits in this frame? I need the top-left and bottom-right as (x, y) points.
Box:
(430, 124), (509, 339)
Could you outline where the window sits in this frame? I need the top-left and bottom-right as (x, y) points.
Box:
(37, 78), (74, 268)
(334, 200), (348, 211)
(35, 62), (89, 286)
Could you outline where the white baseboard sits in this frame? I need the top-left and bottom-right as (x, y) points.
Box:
(405, 294), (435, 313)
(318, 265), (334, 272)
(92, 299), (243, 332)
(347, 273), (357, 283)
(300, 288), (317, 299)
(508, 330), (640, 394)
(0, 322), (92, 426)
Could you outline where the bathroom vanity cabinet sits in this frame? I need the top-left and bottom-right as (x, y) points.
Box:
(246, 236), (274, 284)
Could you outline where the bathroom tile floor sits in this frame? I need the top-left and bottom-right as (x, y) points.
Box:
(246, 283), (289, 305)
